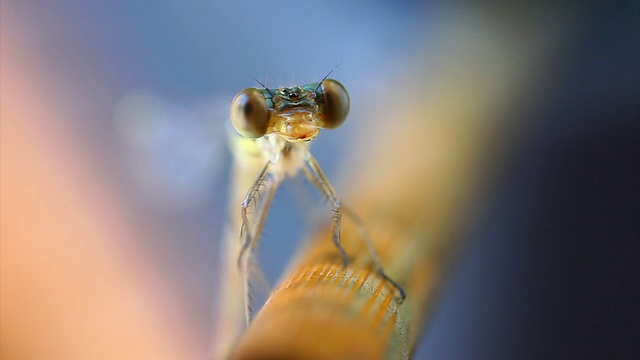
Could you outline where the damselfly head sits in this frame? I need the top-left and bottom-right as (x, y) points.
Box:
(230, 79), (350, 142)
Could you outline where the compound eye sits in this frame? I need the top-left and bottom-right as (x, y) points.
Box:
(230, 88), (269, 138)
(320, 79), (350, 129)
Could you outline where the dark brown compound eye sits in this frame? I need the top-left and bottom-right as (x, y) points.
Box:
(320, 79), (350, 129)
(230, 88), (269, 138)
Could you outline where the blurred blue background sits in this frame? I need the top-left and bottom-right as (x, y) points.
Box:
(3, 1), (638, 359)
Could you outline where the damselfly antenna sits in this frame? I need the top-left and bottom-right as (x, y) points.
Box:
(239, 71), (275, 97)
(314, 63), (343, 94)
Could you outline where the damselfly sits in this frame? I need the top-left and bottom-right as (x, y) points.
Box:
(230, 75), (406, 324)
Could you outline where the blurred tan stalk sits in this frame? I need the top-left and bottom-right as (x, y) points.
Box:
(227, 5), (572, 360)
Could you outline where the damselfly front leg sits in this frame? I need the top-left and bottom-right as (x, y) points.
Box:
(302, 155), (348, 267)
(237, 160), (283, 323)
(303, 156), (406, 303)
(237, 160), (275, 268)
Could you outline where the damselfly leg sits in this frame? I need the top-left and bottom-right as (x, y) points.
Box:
(237, 161), (281, 323)
(303, 156), (406, 303)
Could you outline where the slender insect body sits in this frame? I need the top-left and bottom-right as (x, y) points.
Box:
(229, 78), (406, 325)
